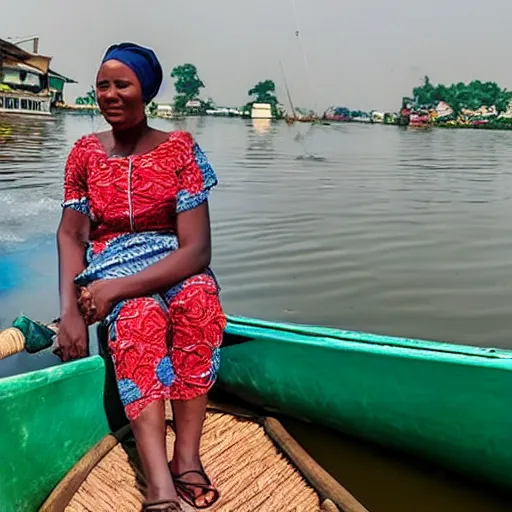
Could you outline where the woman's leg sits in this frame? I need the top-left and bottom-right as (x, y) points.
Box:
(168, 275), (226, 507)
(170, 395), (215, 507)
(131, 400), (177, 504)
(110, 297), (178, 506)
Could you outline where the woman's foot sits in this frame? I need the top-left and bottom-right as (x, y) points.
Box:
(143, 479), (180, 510)
(170, 456), (219, 509)
(144, 486), (180, 505)
(142, 499), (182, 511)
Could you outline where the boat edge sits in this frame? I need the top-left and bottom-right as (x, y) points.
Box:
(226, 315), (512, 360)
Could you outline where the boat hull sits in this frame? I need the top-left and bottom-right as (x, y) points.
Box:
(217, 316), (512, 490)
(1, 315), (511, 511)
(0, 357), (110, 511)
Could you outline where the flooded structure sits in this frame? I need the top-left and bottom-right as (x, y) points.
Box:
(48, 69), (76, 106)
(0, 37), (74, 115)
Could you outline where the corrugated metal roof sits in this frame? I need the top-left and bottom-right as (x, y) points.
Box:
(48, 68), (76, 83)
(3, 60), (44, 74)
(0, 38), (31, 61)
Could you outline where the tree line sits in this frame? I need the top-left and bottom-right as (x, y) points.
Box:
(411, 75), (512, 114)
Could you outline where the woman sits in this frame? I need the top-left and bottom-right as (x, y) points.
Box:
(57, 42), (225, 512)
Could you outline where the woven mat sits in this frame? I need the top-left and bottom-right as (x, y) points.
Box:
(65, 411), (322, 512)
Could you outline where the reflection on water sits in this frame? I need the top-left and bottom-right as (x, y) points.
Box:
(1, 113), (511, 510)
(283, 416), (511, 512)
(251, 117), (272, 134)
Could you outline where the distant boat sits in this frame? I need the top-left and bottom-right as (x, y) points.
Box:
(409, 112), (431, 128)
(285, 107), (319, 123)
(351, 113), (371, 124)
(322, 107), (352, 122)
(371, 111), (384, 123)
(206, 107), (241, 117)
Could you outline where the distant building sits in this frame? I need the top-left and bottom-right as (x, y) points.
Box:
(48, 69), (76, 105)
(251, 103), (273, 119)
(155, 103), (174, 118)
(185, 99), (202, 109)
(0, 37), (75, 115)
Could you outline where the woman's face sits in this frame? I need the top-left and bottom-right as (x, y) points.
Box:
(96, 60), (145, 129)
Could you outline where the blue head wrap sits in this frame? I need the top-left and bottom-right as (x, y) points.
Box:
(101, 42), (163, 103)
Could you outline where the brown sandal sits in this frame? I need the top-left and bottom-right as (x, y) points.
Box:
(142, 499), (183, 512)
(171, 469), (220, 509)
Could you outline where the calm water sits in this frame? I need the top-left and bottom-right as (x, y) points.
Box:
(0, 113), (510, 511)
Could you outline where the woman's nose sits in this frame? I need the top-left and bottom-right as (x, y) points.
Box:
(102, 86), (118, 102)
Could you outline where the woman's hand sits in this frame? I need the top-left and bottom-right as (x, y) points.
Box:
(55, 310), (89, 362)
(81, 279), (124, 322)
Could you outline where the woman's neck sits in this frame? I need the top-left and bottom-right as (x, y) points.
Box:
(112, 118), (149, 145)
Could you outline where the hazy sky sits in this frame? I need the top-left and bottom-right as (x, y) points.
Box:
(3, 0), (512, 112)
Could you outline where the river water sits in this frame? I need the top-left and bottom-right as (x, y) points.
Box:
(0, 113), (510, 510)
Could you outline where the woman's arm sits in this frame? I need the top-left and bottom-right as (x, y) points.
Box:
(57, 209), (90, 315)
(56, 209), (90, 361)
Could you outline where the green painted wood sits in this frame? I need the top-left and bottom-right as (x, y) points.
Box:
(0, 356), (109, 512)
(1, 315), (511, 511)
(48, 76), (65, 92)
(218, 315), (512, 490)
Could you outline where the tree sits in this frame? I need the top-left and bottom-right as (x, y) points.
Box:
(411, 77), (512, 114)
(248, 80), (278, 104)
(245, 79), (283, 119)
(75, 87), (97, 105)
(413, 75), (435, 106)
(170, 64), (205, 112)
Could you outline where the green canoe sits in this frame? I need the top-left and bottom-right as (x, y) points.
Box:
(1, 316), (511, 510)
(219, 316), (512, 491)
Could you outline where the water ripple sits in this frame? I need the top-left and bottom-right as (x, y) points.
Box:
(1, 115), (512, 348)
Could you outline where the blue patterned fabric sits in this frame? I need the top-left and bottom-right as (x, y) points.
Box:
(74, 231), (218, 327)
(156, 356), (175, 386)
(62, 197), (91, 218)
(210, 348), (221, 378)
(176, 143), (218, 214)
(74, 231), (222, 409)
(117, 378), (142, 404)
(75, 232), (179, 329)
(75, 232), (179, 286)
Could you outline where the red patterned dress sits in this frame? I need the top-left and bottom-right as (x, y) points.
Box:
(62, 131), (226, 420)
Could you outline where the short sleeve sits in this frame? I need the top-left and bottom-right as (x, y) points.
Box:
(176, 136), (218, 214)
(62, 139), (90, 217)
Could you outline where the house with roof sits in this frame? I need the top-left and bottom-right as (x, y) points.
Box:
(0, 37), (75, 115)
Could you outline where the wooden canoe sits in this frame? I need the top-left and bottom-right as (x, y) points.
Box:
(1, 313), (511, 511)
(0, 337), (366, 511)
(217, 316), (512, 491)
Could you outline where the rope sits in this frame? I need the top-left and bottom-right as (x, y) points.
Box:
(0, 327), (26, 359)
(290, 0), (318, 115)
